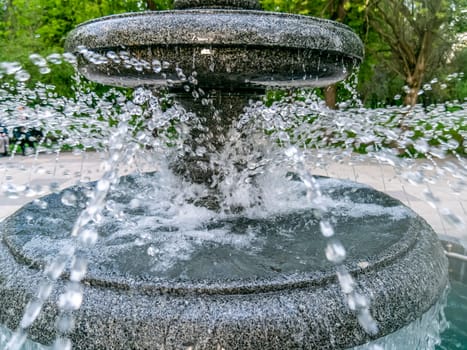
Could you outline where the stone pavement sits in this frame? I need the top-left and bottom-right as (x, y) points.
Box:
(309, 157), (467, 242)
(0, 151), (466, 243)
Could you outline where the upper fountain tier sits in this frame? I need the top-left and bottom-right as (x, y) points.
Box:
(65, 0), (363, 90)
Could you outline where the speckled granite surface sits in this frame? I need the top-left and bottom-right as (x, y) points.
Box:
(0, 177), (448, 349)
(2, 2), (445, 348)
(65, 9), (363, 89)
(174, 0), (262, 9)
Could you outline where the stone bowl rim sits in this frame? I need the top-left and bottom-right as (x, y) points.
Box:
(72, 9), (352, 32)
(65, 9), (364, 61)
(2, 181), (420, 296)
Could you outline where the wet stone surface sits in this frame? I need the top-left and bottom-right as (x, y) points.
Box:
(0, 175), (448, 349)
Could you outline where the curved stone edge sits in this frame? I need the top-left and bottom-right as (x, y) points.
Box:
(174, 0), (262, 10)
(0, 207), (448, 349)
(74, 46), (356, 89)
(64, 10), (363, 62)
(1, 181), (419, 296)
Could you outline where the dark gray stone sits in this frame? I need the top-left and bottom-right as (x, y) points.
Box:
(174, 0), (262, 10)
(65, 9), (362, 90)
(0, 176), (448, 349)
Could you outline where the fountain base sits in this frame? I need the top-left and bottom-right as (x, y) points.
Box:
(0, 175), (448, 349)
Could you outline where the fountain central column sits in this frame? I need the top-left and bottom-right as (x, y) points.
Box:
(165, 0), (265, 194)
(65, 0), (364, 208)
(169, 89), (260, 187)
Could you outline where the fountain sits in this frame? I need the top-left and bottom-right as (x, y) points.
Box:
(0, 0), (449, 349)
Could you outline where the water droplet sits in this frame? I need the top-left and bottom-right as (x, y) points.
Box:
(1, 61), (22, 74)
(45, 255), (68, 280)
(106, 51), (120, 63)
(319, 220), (334, 237)
(61, 191), (77, 207)
(97, 179), (110, 192)
(347, 292), (369, 311)
(39, 66), (51, 74)
(37, 281), (53, 301)
(52, 337), (72, 350)
(357, 308), (379, 335)
(325, 240), (346, 264)
(176, 67), (186, 81)
(58, 283), (83, 311)
(62, 52), (77, 64)
(20, 300), (42, 328)
(357, 261), (369, 269)
(47, 53), (62, 64)
(29, 54), (47, 67)
(33, 199), (48, 209)
(79, 228), (98, 246)
(152, 59), (162, 73)
(147, 246), (157, 256)
(336, 267), (354, 294)
(56, 314), (75, 333)
(70, 256), (87, 282)
(14, 69), (31, 82)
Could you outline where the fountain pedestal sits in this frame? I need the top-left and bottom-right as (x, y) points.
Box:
(169, 89), (260, 188)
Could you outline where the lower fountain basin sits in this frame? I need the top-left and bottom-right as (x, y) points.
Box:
(0, 175), (448, 349)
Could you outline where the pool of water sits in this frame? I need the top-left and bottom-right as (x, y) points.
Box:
(436, 280), (467, 350)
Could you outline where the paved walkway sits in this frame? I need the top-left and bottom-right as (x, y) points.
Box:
(0, 151), (466, 243)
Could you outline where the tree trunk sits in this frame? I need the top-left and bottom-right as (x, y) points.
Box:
(324, 84), (337, 109)
(323, 0), (349, 109)
(146, 0), (157, 10)
(403, 88), (417, 106)
(403, 31), (432, 106)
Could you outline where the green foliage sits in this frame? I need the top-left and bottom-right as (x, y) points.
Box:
(365, 0), (466, 105)
(0, 0), (173, 98)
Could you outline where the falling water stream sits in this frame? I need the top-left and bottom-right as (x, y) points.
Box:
(0, 52), (465, 349)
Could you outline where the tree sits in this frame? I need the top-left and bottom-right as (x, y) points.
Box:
(366, 0), (458, 106)
(322, 0), (349, 109)
(0, 0), (173, 95)
(261, 0), (368, 109)
(146, 0), (173, 10)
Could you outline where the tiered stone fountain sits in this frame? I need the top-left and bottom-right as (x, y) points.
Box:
(0, 0), (448, 349)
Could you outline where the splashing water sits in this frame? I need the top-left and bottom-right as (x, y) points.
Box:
(0, 52), (465, 348)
